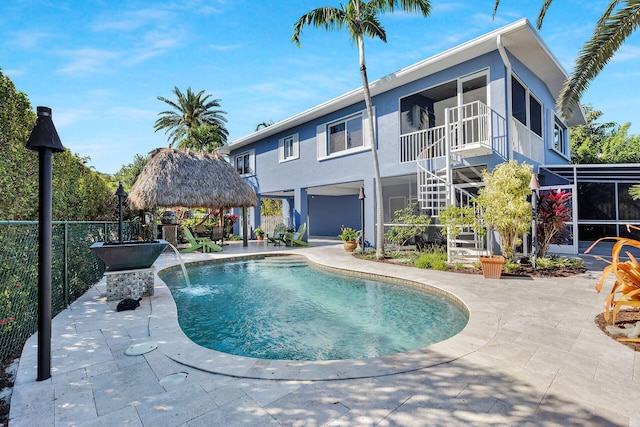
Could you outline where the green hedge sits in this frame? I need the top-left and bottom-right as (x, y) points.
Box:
(0, 221), (140, 360)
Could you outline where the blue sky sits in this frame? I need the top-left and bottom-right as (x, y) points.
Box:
(2, 0), (639, 174)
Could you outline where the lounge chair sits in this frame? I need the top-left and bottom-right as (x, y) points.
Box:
(267, 224), (287, 246)
(182, 226), (222, 253)
(284, 223), (308, 247)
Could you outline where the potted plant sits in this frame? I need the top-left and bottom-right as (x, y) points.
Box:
(476, 161), (533, 278)
(338, 226), (358, 252)
(254, 227), (265, 240)
(439, 161), (533, 278)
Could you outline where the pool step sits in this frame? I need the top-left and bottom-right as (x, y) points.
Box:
(257, 257), (308, 268)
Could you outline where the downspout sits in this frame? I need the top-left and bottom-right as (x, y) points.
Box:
(497, 34), (513, 161)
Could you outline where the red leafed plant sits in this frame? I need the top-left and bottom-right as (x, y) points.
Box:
(536, 189), (572, 258)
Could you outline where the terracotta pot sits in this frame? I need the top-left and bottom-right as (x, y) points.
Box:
(480, 255), (505, 279)
(343, 240), (357, 252)
(257, 235), (264, 241)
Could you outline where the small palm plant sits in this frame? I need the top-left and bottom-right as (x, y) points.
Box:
(586, 224), (640, 342)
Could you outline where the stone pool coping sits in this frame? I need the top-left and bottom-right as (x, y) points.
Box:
(150, 248), (498, 381)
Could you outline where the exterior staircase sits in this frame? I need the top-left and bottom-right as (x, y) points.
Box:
(415, 101), (496, 263)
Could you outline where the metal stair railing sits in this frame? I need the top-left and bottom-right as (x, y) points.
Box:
(416, 101), (492, 262)
(416, 128), (449, 215)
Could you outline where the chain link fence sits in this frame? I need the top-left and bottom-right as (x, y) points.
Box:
(0, 221), (140, 360)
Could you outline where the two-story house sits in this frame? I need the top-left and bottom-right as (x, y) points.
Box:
(221, 18), (587, 256)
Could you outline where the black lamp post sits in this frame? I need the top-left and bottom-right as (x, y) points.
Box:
(26, 106), (65, 381)
(359, 187), (366, 254)
(115, 182), (126, 243)
(529, 172), (540, 272)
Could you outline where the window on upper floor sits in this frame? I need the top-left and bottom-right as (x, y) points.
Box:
(530, 97), (542, 137)
(512, 75), (543, 138)
(316, 108), (373, 160)
(234, 150), (254, 176)
(553, 116), (568, 156)
(329, 115), (363, 154)
(279, 134), (299, 162)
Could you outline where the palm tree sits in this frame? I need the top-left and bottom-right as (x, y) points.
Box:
(493, 0), (640, 121)
(255, 121), (274, 131)
(292, 0), (432, 259)
(178, 124), (225, 153)
(154, 86), (228, 148)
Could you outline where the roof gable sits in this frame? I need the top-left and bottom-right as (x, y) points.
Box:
(224, 18), (582, 153)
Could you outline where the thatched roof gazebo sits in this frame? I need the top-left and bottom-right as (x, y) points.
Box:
(128, 148), (258, 244)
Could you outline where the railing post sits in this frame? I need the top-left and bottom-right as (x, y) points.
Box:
(445, 108), (453, 206)
(64, 222), (69, 308)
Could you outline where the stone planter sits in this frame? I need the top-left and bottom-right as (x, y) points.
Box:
(480, 255), (505, 279)
(343, 240), (357, 252)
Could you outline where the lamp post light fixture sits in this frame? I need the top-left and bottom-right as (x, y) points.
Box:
(115, 182), (126, 243)
(359, 187), (366, 254)
(26, 106), (65, 381)
(528, 172), (540, 272)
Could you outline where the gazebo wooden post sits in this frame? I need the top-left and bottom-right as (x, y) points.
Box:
(242, 206), (248, 247)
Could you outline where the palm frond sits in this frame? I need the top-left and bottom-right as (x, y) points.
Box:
(629, 184), (640, 200)
(558, 1), (640, 120)
(492, 0), (501, 18)
(291, 7), (346, 46)
(536, 0), (554, 29)
(369, 0), (431, 16)
(154, 86), (228, 146)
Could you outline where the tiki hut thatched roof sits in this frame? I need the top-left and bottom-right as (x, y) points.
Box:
(128, 148), (258, 210)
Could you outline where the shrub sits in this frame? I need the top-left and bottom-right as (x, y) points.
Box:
(535, 255), (584, 270)
(503, 259), (520, 273)
(415, 247), (447, 270)
(477, 161), (533, 259)
(536, 189), (572, 258)
(385, 203), (431, 252)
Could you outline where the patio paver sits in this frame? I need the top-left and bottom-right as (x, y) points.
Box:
(8, 239), (639, 426)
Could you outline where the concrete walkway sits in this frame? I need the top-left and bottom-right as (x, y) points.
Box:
(8, 240), (640, 426)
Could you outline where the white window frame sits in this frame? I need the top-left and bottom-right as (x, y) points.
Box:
(316, 107), (374, 160)
(529, 94), (543, 138)
(512, 74), (543, 137)
(278, 133), (299, 163)
(234, 150), (255, 176)
(552, 115), (569, 158)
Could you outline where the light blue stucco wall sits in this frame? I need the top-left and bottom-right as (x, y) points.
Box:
(309, 195), (361, 237)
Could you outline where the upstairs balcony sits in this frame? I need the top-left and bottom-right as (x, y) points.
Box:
(400, 101), (504, 163)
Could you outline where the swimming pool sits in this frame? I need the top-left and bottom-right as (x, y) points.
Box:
(159, 256), (468, 361)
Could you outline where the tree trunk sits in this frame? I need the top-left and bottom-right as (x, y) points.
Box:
(357, 34), (385, 260)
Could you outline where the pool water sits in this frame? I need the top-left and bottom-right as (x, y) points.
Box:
(159, 257), (468, 361)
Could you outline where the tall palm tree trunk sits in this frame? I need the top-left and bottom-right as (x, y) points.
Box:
(357, 33), (385, 259)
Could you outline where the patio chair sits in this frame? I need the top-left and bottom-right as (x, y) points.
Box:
(266, 224), (287, 246)
(284, 223), (308, 247)
(182, 226), (222, 253)
(210, 226), (224, 245)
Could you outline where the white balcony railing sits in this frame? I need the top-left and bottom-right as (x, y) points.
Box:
(400, 101), (491, 163)
(447, 101), (490, 152)
(399, 125), (446, 163)
(511, 119), (544, 163)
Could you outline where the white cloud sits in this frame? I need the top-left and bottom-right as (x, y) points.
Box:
(612, 45), (640, 62)
(92, 8), (173, 33)
(2, 68), (25, 78)
(55, 48), (123, 75)
(208, 44), (243, 52)
(6, 30), (57, 50)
